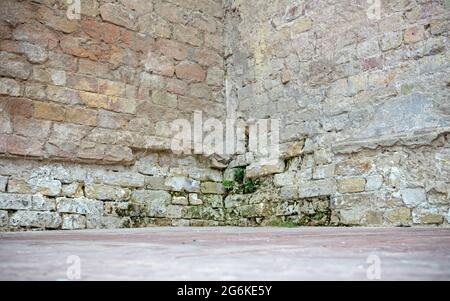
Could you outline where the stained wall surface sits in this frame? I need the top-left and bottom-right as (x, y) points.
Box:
(224, 0), (450, 226)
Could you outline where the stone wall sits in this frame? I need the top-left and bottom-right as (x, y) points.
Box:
(224, 0), (450, 226)
(0, 0), (225, 164)
(0, 0), (449, 230)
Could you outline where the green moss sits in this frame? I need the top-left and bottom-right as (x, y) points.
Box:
(267, 219), (299, 228)
(234, 168), (245, 184)
(222, 180), (235, 190)
(242, 179), (257, 194)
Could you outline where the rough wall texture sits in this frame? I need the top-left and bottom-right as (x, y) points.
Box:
(0, 0), (449, 230)
(224, 0), (450, 227)
(0, 0), (227, 230)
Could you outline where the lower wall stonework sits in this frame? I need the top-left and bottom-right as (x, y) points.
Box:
(1, 134), (449, 231)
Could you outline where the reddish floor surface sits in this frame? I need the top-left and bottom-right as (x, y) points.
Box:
(0, 227), (449, 280)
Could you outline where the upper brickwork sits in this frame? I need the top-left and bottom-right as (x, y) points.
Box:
(225, 0), (449, 146)
(0, 0), (225, 164)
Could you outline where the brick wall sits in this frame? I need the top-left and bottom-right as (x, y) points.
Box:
(0, 0), (225, 164)
(224, 0), (450, 226)
(0, 0), (449, 230)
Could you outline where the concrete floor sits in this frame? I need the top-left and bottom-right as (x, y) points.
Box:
(0, 227), (449, 281)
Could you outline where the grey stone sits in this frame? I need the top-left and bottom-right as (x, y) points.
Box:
(274, 172), (297, 187)
(165, 177), (201, 192)
(172, 196), (188, 205)
(145, 176), (167, 190)
(412, 208), (444, 225)
(202, 195), (223, 208)
(85, 184), (130, 201)
(131, 190), (171, 218)
(189, 193), (203, 205)
(62, 214), (87, 230)
(9, 211), (61, 229)
(224, 195), (247, 208)
(313, 164), (335, 180)
(172, 219), (190, 227)
(57, 197), (103, 216)
(32, 194), (56, 211)
(0, 210), (8, 227)
(298, 180), (335, 198)
(101, 171), (145, 188)
(0, 176), (7, 192)
(0, 51), (32, 79)
(19, 42), (48, 63)
(246, 160), (285, 179)
(201, 182), (225, 194)
(0, 78), (21, 96)
(401, 188), (427, 208)
(280, 186), (299, 200)
(61, 182), (84, 198)
(0, 193), (32, 210)
(167, 205), (183, 218)
(365, 175), (384, 191)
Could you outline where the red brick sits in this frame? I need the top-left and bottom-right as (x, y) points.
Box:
(0, 97), (34, 118)
(33, 101), (65, 122)
(362, 56), (383, 71)
(175, 62), (206, 82)
(167, 78), (188, 95)
(67, 74), (99, 93)
(193, 48), (223, 67)
(12, 22), (58, 49)
(144, 52), (175, 77)
(6, 134), (44, 157)
(60, 36), (107, 60)
(65, 107), (98, 126)
(156, 38), (190, 61)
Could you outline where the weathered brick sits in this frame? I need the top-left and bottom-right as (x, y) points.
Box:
(144, 52), (175, 77)
(13, 23), (58, 49)
(173, 24), (202, 46)
(38, 6), (78, 34)
(0, 51), (32, 79)
(0, 78), (21, 96)
(337, 177), (366, 193)
(79, 91), (108, 109)
(156, 38), (190, 61)
(65, 106), (98, 126)
(85, 184), (131, 201)
(175, 62), (206, 82)
(0, 192), (32, 210)
(193, 48), (223, 67)
(98, 79), (125, 97)
(62, 214), (87, 230)
(404, 26), (425, 44)
(12, 116), (51, 139)
(201, 182), (225, 194)
(10, 211), (61, 229)
(299, 179), (336, 198)
(99, 3), (138, 31)
(0, 210), (8, 227)
(0, 176), (7, 192)
(107, 96), (136, 114)
(6, 135), (44, 156)
(67, 74), (99, 93)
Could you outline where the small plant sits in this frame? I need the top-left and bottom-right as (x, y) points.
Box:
(222, 168), (258, 194)
(242, 179), (257, 194)
(222, 180), (235, 190)
(233, 167), (245, 184)
(267, 219), (299, 228)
